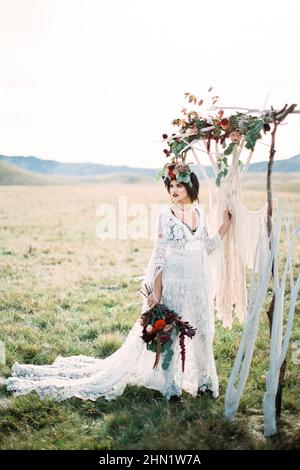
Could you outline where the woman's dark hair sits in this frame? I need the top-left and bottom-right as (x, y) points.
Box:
(164, 172), (199, 203)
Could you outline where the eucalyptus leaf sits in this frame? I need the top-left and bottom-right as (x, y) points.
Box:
(177, 174), (190, 183)
(162, 349), (174, 370)
(147, 342), (156, 352)
(224, 142), (235, 156)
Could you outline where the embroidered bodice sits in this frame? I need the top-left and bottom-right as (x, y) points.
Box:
(148, 205), (222, 286)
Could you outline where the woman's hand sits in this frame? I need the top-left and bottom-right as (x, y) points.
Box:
(218, 208), (233, 239)
(223, 208), (232, 227)
(147, 291), (161, 309)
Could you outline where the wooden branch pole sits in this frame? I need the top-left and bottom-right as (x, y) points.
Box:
(265, 104), (297, 420)
(214, 105), (300, 115)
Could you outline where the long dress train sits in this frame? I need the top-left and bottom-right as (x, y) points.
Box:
(4, 204), (223, 401)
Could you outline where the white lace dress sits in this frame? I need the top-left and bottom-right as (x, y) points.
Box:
(5, 205), (223, 401)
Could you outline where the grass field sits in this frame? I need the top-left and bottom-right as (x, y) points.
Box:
(0, 177), (299, 450)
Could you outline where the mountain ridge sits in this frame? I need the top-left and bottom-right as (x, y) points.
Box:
(0, 153), (299, 184)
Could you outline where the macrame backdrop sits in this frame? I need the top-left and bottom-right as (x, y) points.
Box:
(186, 136), (268, 328)
(165, 98), (299, 435)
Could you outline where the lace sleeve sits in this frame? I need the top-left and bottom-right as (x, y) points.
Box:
(142, 210), (167, 292)
(152, 212), (167, 282)
(202, 210), (222, 256)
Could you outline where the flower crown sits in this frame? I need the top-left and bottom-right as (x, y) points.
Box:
(158, 152), (194, 188)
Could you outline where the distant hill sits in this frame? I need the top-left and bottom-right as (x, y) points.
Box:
(247, 154), (300, 173)
(0, 160), (53, 185)
(0, 160), (156, 185)
(0, 155), (158, 178)
(0, 153), (299, 185)
(77, 173), (154, 184)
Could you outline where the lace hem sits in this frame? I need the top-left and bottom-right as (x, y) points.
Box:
(164, 381), (182, 400)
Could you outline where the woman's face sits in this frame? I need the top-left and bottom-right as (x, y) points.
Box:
(169, 180), (190, 204)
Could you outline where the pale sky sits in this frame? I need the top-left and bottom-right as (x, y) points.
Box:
(0, 0), (299, 169)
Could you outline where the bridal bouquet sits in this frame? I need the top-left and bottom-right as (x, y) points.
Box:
(139, 284), (196, 372)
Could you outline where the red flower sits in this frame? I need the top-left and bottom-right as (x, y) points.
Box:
(160, 334), (170, 344)
(221, 118), (229, 130)
(153, 319), (166, 332)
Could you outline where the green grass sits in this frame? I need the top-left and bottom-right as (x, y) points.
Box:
(0, 183), (299, 450)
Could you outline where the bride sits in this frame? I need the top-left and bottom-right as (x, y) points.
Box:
(4, 161), (232, 402)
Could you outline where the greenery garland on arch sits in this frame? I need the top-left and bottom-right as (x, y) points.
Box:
(159, 91), (273, 187)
